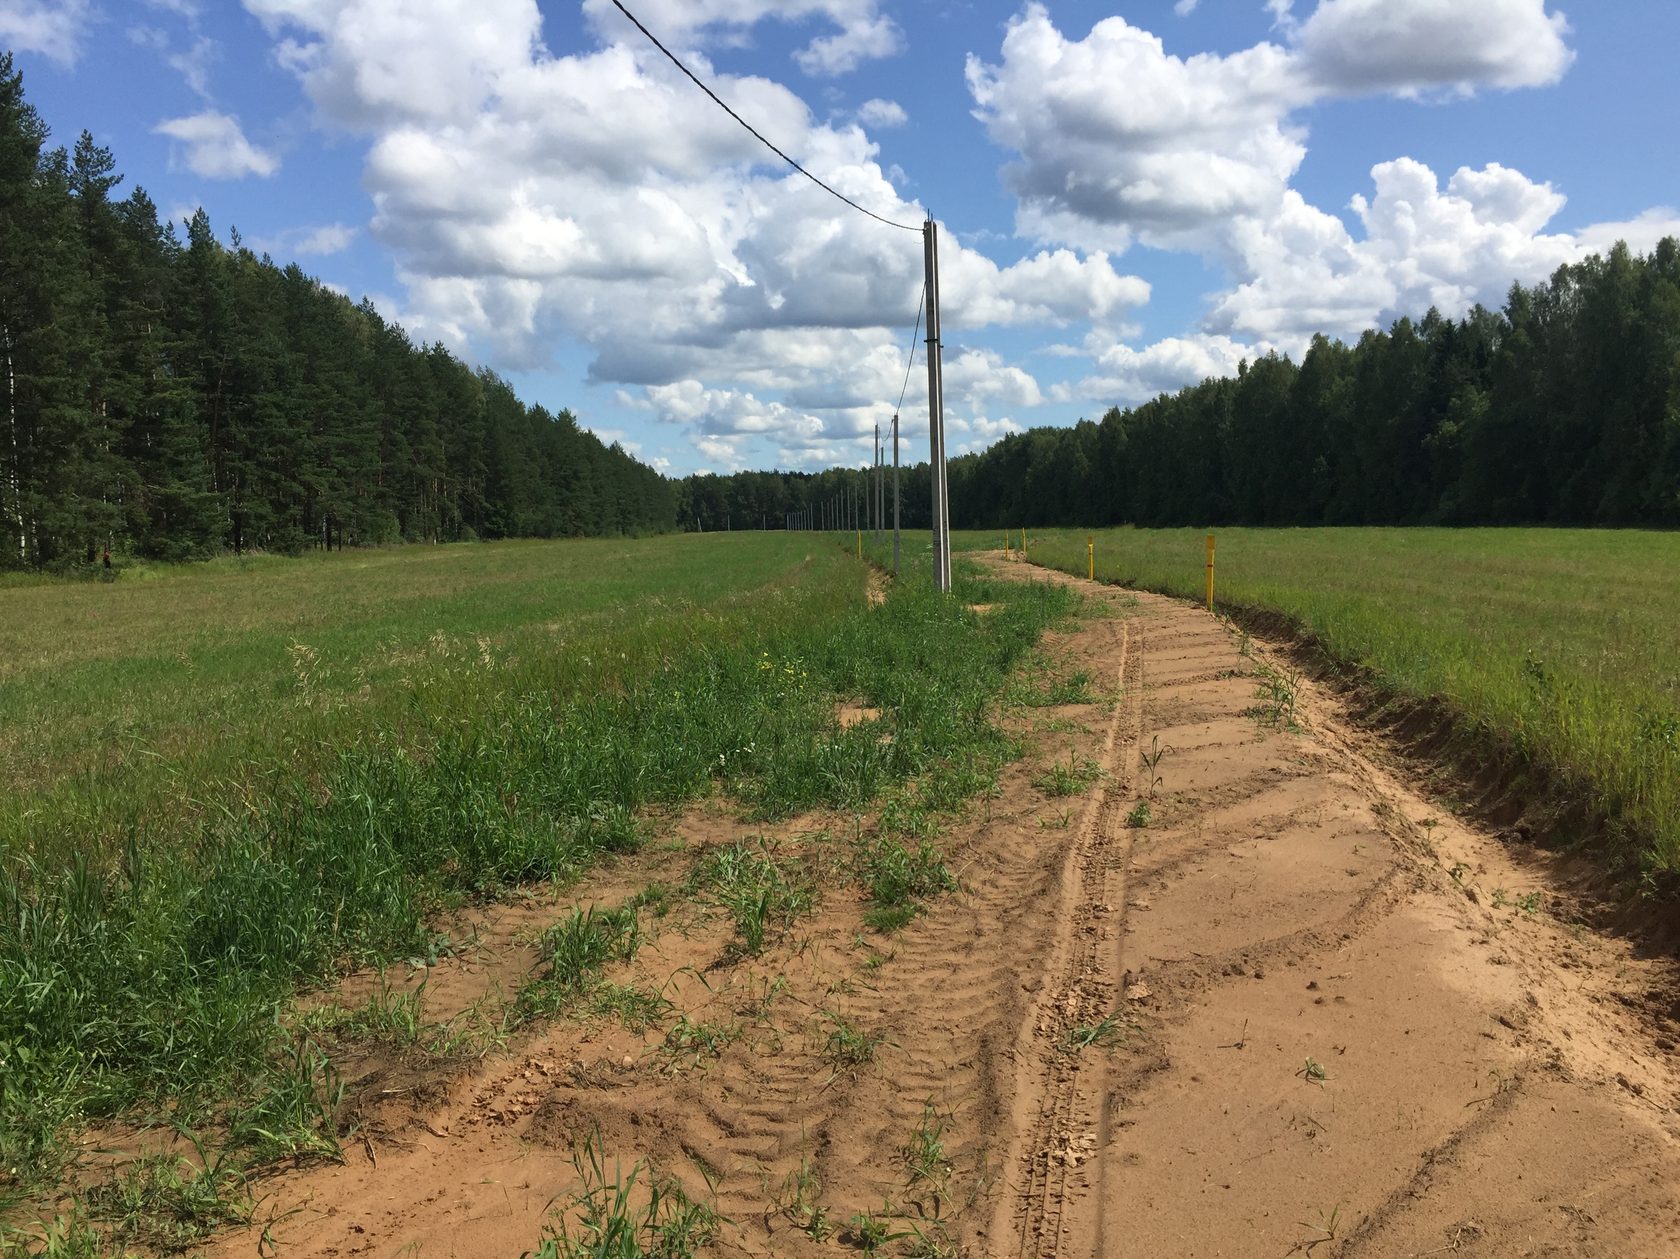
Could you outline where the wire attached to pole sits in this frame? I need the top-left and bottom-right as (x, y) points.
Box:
(896, 284), (925, 415)
(609, 0), (922, 234)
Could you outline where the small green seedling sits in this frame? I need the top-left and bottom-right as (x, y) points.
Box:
(1064, 1011), (1129, 1052)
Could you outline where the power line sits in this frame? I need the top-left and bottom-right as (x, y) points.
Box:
(608, 0), (922, 234)
(896, 285), (925, 415)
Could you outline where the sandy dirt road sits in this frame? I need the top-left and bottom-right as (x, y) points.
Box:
(213, 558), (1680, 1258)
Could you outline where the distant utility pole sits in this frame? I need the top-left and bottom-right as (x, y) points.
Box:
(891, 411), (901, 575)
(923, 218), (951, 592)
(879, 429), (885, 545)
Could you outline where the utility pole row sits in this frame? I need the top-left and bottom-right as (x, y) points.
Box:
(924, 218), (951, 592)
(765, 221), (944, 589)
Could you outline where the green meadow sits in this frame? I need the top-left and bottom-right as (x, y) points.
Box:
(0, 535), (1077, 1208)
(982, 526), (1680, 881)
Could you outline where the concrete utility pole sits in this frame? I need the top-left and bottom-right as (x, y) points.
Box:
(923, 218), (951, 592)
(891, 410), (901, 574)
(880, 430), (886, 545)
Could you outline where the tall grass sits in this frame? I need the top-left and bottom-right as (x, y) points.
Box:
(1, 537), (1076, 1193)
(987, 526), (1680, 881)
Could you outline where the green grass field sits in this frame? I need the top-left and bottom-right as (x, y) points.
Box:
(3, 537), (847, 832)
(0, 535), (1079, 1209)
(967, 526), (1680, 882)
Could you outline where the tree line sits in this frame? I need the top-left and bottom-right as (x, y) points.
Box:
(0, 55), (675, 571)
(682, 239), (1680, 534)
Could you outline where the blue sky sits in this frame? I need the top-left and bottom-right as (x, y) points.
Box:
(5, 0), (1677, 475)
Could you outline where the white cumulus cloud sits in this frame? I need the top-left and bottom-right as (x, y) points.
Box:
(254, 222), (358, 258)
(1295, 0), (1574, 97)
(1, 0), (92, 65)
(965, 0), (1578, 253)
(577, 0), (902, 77)
(944, 348), (1044, 410)
(1055, 334), (1264, 407)
(792, 10), (901, 76)
(245, 0), (541, 127)
(856, 97), (906, 128)
(960, 1), (1678, 426)
(154, 111), (279, 179)
(1207, 158), (1583, 344)
(967, 4), (1306, 251)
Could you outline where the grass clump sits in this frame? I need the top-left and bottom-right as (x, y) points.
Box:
(856, 834), (956, 932)
(776, 1158), (829, 1241)
(820, 1012), (887, 1079)
(900, 1102), (951, 1196)
(516, 905), (643, 1023)
(689, 840), (813, 957)
(529, 1132), (720, 1259)
(82, 1140), (250, 1254)
(658, 1015), (740, 1076)
(1063, 1011), (1130, 1052)
(1034, 756), (1103, 798)
(1250, 662), (1302, 731)
(0, 1208), (115, 1258)
(1006, 651), (1096, 708)
(844, 1205), (909, 1255)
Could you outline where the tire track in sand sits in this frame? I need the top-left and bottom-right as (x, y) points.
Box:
(990, 608), (1145, 1259)
(981, 554), (1680, 1259)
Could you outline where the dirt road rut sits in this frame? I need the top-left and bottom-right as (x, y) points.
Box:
(988, 559), (1679, 1258)
(215, 559), (1680, 1258)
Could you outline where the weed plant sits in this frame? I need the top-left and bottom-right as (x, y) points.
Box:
(529, 1131), (719, 1259)
(517, 905), (645, 1023)
(659, 1015), (740, 1075)
(1063, 1012), (1129, 1052)
(83, 1137), (250, 1253)
(1034, 756), (1102, 798)
(776, 1158), (829, 1241)
(820, 1012), (886, 1078)
(900, 1102), (951, 1195)
(855, 834), (956, 932)
(845, 1205), (908, 1255)
(688, 840), (813, 956)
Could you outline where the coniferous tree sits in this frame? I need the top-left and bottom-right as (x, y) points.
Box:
(0, 63), (675, 570)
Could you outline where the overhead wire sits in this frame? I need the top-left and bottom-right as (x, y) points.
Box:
(896, 284), (925, 416)
(608, 0), (923, 234)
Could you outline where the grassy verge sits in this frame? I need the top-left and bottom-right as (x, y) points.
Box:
(971, 526), (1680, 885)
(1, 537), (1076, 1216)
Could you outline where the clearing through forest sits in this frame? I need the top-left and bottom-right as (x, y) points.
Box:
(211, 553), (1680, 1258)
